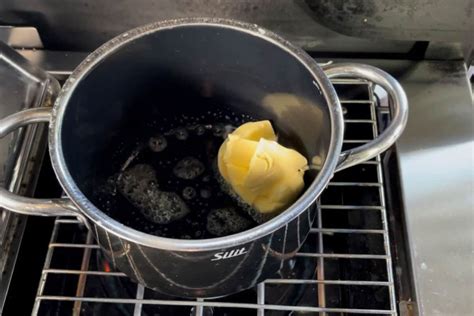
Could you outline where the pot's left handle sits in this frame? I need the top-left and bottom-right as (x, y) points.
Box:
(0, 107), (82, 218)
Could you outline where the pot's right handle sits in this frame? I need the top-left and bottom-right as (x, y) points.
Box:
(0, 107), (82, 218)
(324, 63), (408, 171)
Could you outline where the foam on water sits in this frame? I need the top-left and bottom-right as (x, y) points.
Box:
(117, 164), (156, 192)
(116, 164), (190, 224)
(173, 157), (205, 180)
(206, 208), (253, 237)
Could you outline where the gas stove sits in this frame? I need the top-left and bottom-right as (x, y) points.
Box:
(0, 4), (473, 314)
(0, 53), (413, 315)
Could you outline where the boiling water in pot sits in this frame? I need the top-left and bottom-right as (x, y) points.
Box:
(93, 107), (304, 240)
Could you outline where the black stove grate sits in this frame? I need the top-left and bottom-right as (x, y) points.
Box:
(32, 78), (398, 315)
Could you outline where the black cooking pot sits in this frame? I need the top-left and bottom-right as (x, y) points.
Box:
(0, 18), (408, 297)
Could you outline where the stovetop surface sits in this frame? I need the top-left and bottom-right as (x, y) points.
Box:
(1, 43), (472, 315)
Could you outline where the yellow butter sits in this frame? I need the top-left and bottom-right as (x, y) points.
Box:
(231, 120), (277, 141)
(218, 120), (308, 214)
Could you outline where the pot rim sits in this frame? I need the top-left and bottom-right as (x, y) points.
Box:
(49, 17), (344, 251)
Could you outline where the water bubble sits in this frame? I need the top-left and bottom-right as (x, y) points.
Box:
(206, 208), (253, 237)
(182, 187), (196, 200)
(200, 188), (212, 199)
(173, 157), (205, 179)
(223, 124), (235, 138)
(175, 128), (189, 140)
(212, 124), (225, 137)
(195, 125), (206, 135)
(148, 135), (167, 152)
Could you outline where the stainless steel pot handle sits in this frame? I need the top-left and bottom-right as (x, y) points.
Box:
(0, 107), (82, 218)
(324, 63), (408, 171)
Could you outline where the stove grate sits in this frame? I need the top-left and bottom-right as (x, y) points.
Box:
(32, 78), (398, 315)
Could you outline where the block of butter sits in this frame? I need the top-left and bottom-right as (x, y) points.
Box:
(218, 120), (308, 214)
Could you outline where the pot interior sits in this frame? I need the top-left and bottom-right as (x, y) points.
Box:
(60, 24), (332, 239)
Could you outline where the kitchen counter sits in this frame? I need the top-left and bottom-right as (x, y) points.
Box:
(334, 58), (473, 316)
(17, 49), (474, 315)
(393, 60), (473, 316)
